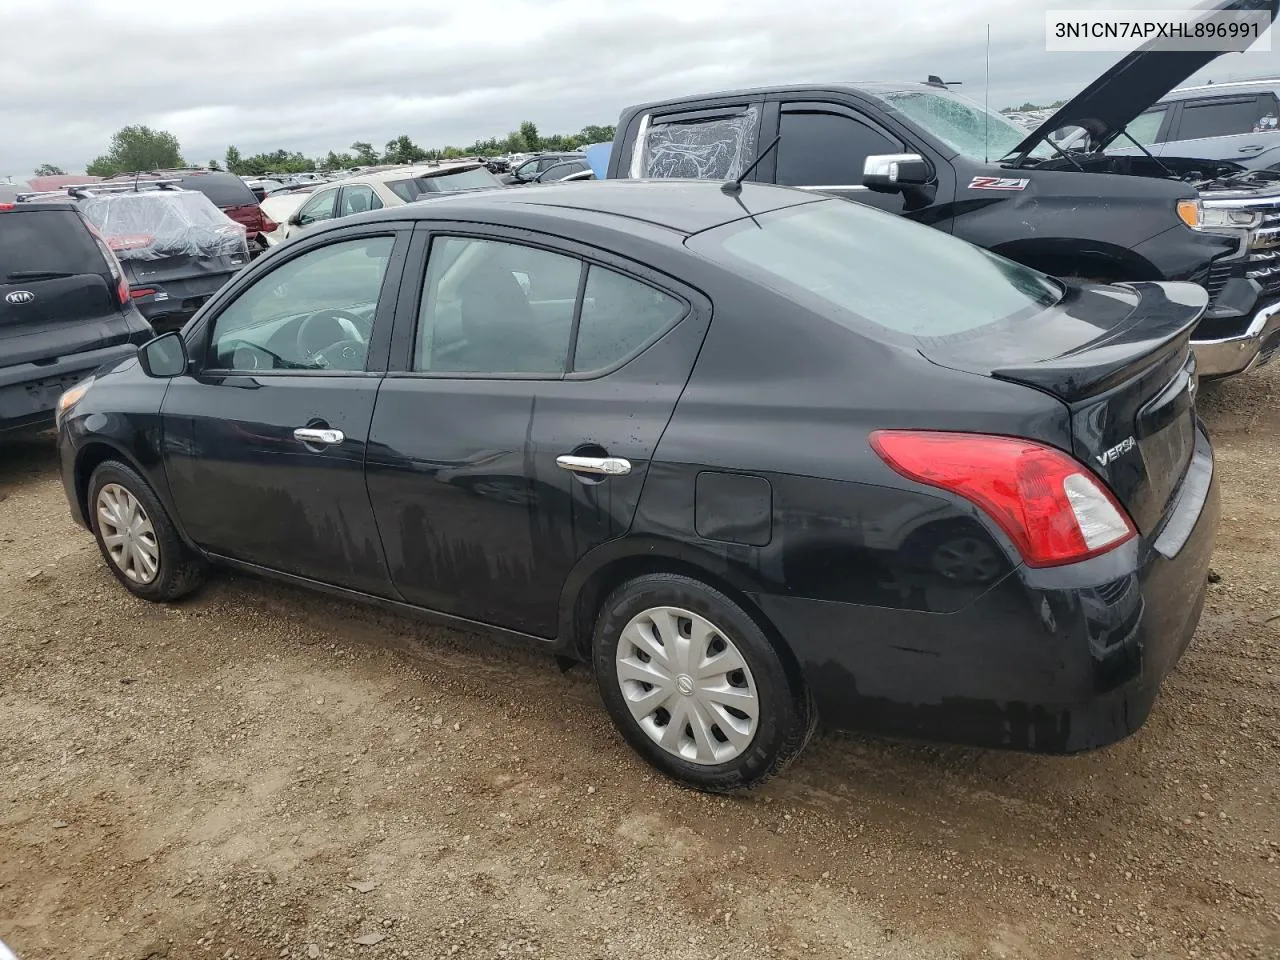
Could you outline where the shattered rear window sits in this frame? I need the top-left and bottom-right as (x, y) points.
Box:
(637, 105), (760, 180)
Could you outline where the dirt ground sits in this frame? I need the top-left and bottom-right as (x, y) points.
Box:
(0, 365), (1277, 960)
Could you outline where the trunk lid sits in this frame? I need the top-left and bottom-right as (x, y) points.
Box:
(923, 281), (1206, 534)
(1010, 0), (1279, 159)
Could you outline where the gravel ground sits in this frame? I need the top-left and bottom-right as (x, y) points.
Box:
(0, 363), (1277, 960)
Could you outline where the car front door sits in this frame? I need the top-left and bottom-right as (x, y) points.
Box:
(289, 187), (339, 236)
(364, 224), (709, 637)
(161, 224), (411, 595)
(771, 101), (913, 215)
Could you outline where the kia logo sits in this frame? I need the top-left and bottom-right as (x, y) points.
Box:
(4, 290), (35, 305)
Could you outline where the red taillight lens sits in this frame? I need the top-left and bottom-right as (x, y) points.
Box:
(869, 431), (1137, 568)
(117, 275), (130, 306)
(130, 288), (157, 299)
(0, 202), (14, 211)
(260, 214), (278, 233)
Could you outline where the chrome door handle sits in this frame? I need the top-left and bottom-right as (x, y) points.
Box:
(556, 455), (631, 477)
(293, 427), (345, 446)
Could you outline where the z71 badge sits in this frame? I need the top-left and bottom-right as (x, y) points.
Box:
(969, 176), (1030, 191)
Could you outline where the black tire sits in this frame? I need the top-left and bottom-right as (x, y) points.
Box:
(591, 573), (815, 792)
(87, 460), (206, 602)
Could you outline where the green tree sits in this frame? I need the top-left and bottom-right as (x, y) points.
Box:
(382, 135), (428, 165)
(321, 150), (355, 170)
(350, 141), (379, 165)
(578, 124), (615, 144)
(207, 159), (222, 171)
(34, 163), (65, 177)
(86, 125), (183, 177)
(518, 121), (541, 152)
(225, 145), (244, 175)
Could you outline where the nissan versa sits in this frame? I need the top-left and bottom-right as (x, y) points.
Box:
(56, 181), (1219, 791)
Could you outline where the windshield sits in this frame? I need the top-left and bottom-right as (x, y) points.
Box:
(873, 89), (1054, 161)
(386, 167), (502, 202)
(687, 200), (1061, 340)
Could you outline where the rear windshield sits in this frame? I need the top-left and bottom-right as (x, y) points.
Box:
(0, 209), (105, 279)
(385, 167), (502, 202)
(687, 199), (1061, 340)
(181, 173), (258, 208)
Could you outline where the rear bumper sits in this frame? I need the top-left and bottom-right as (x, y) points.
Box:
(0, 342), (140, 434)
(1191, 298), (1280, 378)
(131, 271), (236, 328)
(752, 424), (1220, 753)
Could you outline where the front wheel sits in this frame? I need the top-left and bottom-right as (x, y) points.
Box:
(592, 573), (815, 791)
(88, 460), (206, 602)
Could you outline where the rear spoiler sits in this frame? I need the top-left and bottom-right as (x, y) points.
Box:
(991, 282), (1207, 401)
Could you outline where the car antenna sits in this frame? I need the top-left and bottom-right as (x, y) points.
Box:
(721, 135), (781, 194)
(984, 24), (991, 164)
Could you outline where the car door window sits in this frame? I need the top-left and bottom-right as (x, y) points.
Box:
(1176, 96), (1276, 139)
(209, 236), (395, 372)
(775, 109), (903, 186)
(540, 160), (588, 181)
(573, 266), (687, 372)
(296, 189), (338, 226)
(415, 236), (582, 375)
(1124, 107), (1168, 145)
(339, 184), (382, 217)
(634, 104), (761, 179)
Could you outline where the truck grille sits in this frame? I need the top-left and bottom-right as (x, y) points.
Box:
(1245, 206), (1280, 297)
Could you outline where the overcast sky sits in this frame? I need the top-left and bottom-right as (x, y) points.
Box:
(4, 0), (1279, 178)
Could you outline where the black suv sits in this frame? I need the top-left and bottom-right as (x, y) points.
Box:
(502, 153), (586, 185)
(0, 201), (153, 435)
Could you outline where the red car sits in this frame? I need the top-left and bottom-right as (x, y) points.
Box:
(102, 170), (276, 255)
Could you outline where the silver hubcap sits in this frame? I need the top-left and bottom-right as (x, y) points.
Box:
(615, 606), (760, 766)
(96, 483), (160, 584)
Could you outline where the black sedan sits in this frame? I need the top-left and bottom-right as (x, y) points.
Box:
(54, 181), (1219, 791)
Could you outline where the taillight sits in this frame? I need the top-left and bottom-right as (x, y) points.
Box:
(869, 431), (1137, 567)
(130, 288), (157, 299)
(116, 275), (129, 306)
(0, 202), (14, 211)
(260, 214), (278, 233)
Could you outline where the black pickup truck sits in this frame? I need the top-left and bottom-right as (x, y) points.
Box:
(606, 0), (1280, 379)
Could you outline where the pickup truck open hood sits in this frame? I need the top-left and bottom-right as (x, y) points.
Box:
(1009, 0), (1279, 159)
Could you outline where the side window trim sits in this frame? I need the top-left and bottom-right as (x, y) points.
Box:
(194, 228), (410, 377)
(389, 222), (694, 381)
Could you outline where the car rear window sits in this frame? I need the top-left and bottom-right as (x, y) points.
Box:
(0, 209), (106, 279)
(687, 199), (1061, 340)
(181, 173), (258, 208)
(385, 167), (503, 202)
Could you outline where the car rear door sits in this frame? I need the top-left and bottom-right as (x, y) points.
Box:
(364, 222), (711, 637)
(1159, 92), (1280, 160)
(160, 222), (411, 595)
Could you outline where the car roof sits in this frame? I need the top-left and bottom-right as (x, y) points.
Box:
(338, 179), (819, 236)
(1163, 78), (1280, 102)
(620, 81), (943, 114)
(321, 162), (485, 188)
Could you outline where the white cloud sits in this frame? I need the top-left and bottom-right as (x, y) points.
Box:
(3, 0), (1277, 177)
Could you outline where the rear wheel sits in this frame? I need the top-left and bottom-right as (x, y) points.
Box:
(88, 460), (205, 602)
(592, 573), (814, 791)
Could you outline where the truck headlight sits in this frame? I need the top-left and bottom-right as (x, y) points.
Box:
(1181, 199), (1264, 231)
(1200, 205), (1262, 229)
